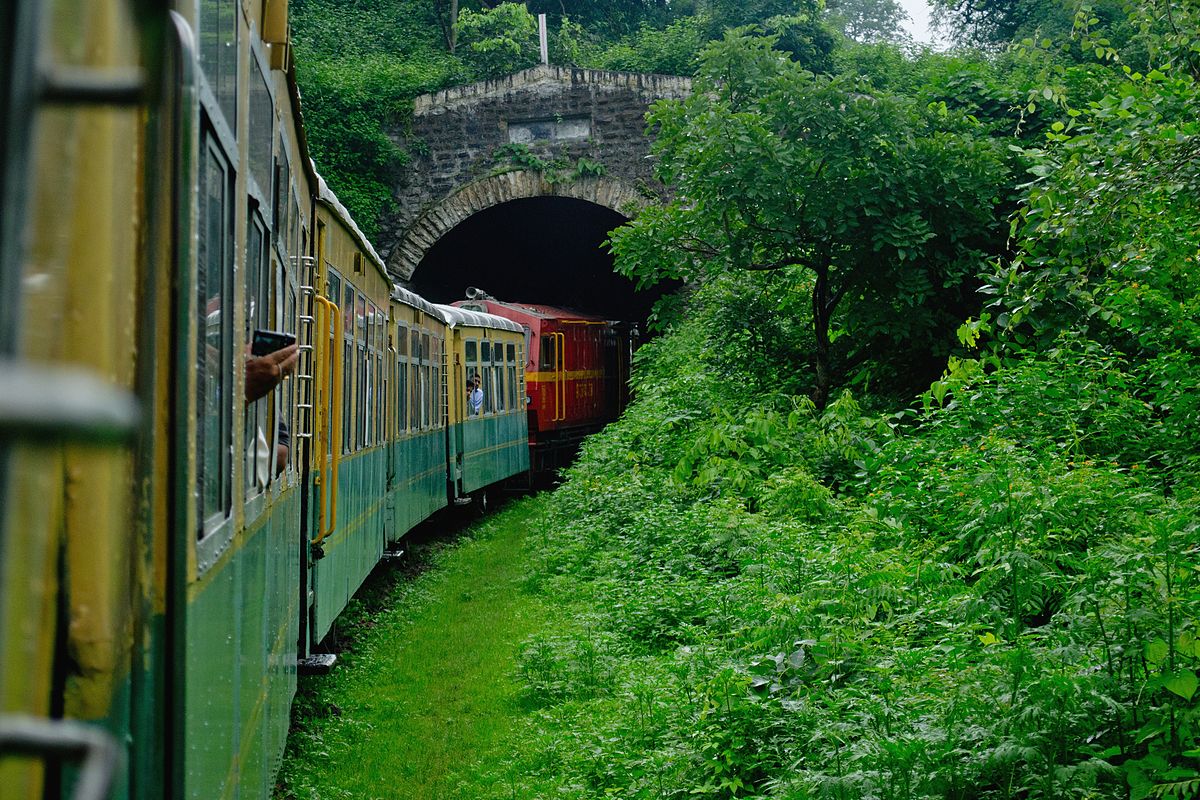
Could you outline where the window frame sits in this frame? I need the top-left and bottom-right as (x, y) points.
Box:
(196, 122), (236, 547)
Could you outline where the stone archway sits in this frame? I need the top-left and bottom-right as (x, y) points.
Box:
(387, 171), (650, 280)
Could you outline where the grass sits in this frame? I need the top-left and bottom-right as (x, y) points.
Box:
(275, 496), (553, 800)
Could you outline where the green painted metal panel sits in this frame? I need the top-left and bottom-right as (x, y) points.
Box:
(310, 447), (390, 643)
(389, 428), (448, 537)
(183, 487), (301, 800)
(461, 412), (529, 493)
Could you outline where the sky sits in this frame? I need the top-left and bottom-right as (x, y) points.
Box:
(897, 0), (944, 45)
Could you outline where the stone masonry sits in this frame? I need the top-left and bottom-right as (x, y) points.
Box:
(381, 64), (692, 280)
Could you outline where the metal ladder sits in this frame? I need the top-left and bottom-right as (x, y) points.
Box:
(294, 254), (318, 445)
(440, 344), (449, 427)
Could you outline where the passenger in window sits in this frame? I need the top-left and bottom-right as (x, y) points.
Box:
(468, 374), (483, 416)
(275, 421), (290, 476)
(245, 343), (298, 488)
(245, 343), (298, 403)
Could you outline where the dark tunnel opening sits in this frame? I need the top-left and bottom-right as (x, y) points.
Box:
(406, 196), (672, 325)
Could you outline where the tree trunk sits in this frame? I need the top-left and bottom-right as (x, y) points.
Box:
(450, 0), (459, 53)
(811, 254), (832, 410)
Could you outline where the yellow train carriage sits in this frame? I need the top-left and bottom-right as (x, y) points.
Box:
(0, 2), (532, 799)
(304, 177), (398, 649)
(175, 1), (314, 797)
(0, 2), (167, 799)
(387, 286), (451, 536)
(435, 305), (530, 503)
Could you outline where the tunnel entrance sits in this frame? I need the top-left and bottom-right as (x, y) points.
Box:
(406, 196), (669, 324)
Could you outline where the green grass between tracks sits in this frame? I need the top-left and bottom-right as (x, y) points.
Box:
(276, 497), (553, 800)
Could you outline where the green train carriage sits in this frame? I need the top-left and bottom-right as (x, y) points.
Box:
(0, 2), (535, 798)
(387, 286), (452, 539)
(435, 305), (531, 505)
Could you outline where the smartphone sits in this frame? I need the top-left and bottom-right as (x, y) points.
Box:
(251, 329), (296, 356)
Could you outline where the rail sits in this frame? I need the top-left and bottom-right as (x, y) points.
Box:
(554, 332), (566, 421)
(311, 296), (341, 547)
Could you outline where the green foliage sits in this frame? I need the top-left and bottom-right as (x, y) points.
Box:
(291, 0), (469, 237)
(825, 0), (911, 43)
(930, 0), (1129, 48)
(610, 31), (1010, 405)
(596, 15), (710, 75)
(297, 53), (466, 239)
(456, 2), (540, 79)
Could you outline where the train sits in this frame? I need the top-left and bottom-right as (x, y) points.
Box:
(454, 290), (636, 474)
(0, 3), (629, 799)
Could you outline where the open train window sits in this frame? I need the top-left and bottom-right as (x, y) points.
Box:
(540, 334), (554, 370)
(199, 0), (238, 136)
(248, 52), (273, 211)
(412, 331), (422, 429)
(244, 210), (270, 498)
(197, 129), (235, 536)
(465, 339), (479, 417)
(342, 283), (354, 452)
(431, 335), (441, 428)
(396, 323), (408, 433)
(492, 341), (505, 413)
(421, 333), (432, 426)
(480, 340), (493, 414)
(507, 343), (517, 410)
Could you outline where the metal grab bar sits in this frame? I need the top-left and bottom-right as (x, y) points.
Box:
(0, 715), (118, 800)
(311, 296), (341, 546)
(555, 332), (566, 421)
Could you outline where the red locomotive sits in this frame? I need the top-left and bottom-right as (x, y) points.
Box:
(454, 288), (637, 472)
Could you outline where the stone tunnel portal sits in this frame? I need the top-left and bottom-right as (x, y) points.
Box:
(407, 196), (670, 324)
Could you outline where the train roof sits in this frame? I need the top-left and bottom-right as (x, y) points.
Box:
(433, 304), (524, 334)
(454, 299), (609, 322)
(390, 285), (445, 321)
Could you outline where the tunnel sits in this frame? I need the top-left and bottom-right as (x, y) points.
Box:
(405, 196), (671, 325)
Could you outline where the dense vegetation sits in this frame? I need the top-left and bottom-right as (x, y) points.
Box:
(471, 3), (1199, 797)
(289, 0), (898, 237)
(286, 0), (1200, 797)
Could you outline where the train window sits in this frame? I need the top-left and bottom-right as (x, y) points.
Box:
(410, 329), (421, 427)
(325, 272), (340, 456)
(342, 283), (354, 453)
(540, 335), (554, 370)
(465, 340), (479, 417)
(357, 294), (367, 450)
(197, 132), (234, 534)
(494, 356), (505, 413)
(248, 57), (273, 206)
(396, 324), (408, 433)
(199, 0), (238, 135)
(427, 333), (436, 424)
(508, 343), (517, 410)
(244, 211), (271, 497)
(480, 340), (492, 414)
(274, 138), (289, 251)
(432, 336), (442, 427)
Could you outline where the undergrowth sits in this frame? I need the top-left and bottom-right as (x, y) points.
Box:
(457, 283), (1200, 799)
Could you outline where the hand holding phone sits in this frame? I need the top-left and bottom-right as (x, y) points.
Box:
(251, 329), (297, 356)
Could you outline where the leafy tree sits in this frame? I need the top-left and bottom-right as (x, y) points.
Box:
(704, 0), (839, 72)
(596, 15), (709, 75)
(456, 2), (540, 79)
(610, 32), (1008, 406)
(930, 0), (1127, 47)
(825, 0), (911, 43)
